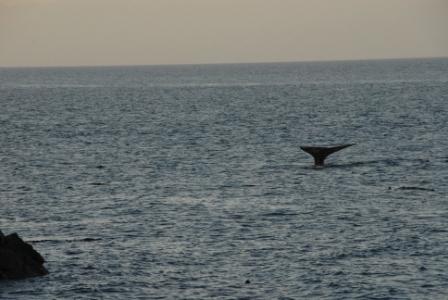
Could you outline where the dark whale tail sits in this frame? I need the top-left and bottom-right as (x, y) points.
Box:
(300, 144), (354, 167)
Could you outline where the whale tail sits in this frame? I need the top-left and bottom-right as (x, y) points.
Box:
(300, 144), (354, 167)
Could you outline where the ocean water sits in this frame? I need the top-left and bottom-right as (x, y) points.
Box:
(0, 58), (447, 299)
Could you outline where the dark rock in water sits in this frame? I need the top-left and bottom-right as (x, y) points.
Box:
(0, 231), (48, 280)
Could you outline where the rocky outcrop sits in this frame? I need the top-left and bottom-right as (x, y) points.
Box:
(0, 231), (48, 280)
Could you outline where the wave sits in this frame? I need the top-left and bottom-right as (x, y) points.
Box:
(29, 237), (102, 244)
(396, 186), (435, 192)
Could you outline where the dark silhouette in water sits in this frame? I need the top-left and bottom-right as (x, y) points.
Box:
(397, 186), (435, 192)
(0, 231), (48, 280)
(300, 144), (354, 167)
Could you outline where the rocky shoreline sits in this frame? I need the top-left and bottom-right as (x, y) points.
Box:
(0, 231), (48, 280)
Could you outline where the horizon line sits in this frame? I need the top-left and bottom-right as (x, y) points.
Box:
(1, 55), (447, 69)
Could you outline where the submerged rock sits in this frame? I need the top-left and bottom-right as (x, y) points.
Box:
(0, 231), (48, 280)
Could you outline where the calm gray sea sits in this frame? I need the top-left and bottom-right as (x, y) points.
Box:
(1, 58), (447, 299)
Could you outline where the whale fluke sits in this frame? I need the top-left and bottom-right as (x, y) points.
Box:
(300, 144), (354, 167)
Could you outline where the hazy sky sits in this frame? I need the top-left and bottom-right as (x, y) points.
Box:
(1, 0), (447, 67)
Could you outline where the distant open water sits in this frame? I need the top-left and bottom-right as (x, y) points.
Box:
(1, 58), (447, 299)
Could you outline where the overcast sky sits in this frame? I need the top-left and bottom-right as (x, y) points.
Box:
(1, 0), (447, 67)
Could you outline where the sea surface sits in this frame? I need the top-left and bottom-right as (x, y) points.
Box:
(0, 58), (447, 299)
